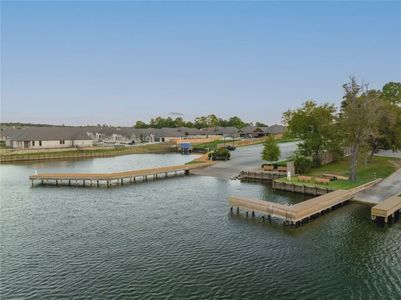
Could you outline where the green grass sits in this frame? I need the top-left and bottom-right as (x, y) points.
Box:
(185, 160), (208, 165)
(195, 140), (229, 149)
(195, 137), (299, 150)
(276, 138), (300, 144)
(276, 156), (399, 190)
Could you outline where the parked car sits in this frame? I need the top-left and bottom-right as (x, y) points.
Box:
(224, 145), (236, 151)
(208, 148), (231, 161)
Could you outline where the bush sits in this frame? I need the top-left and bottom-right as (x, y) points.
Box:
(293, 155), (313, 174)
(261, 135), (281, 162)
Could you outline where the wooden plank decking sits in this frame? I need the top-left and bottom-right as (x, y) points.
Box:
(229, 180), (381, 225)
(29, 162), (212, 187)
(371, 195), (401, 223)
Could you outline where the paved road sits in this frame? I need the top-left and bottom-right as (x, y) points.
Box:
(192, 141), (298, 179)
(375, 150), (401, 158)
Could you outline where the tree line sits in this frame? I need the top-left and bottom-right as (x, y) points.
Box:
(134, 115), (267, 129)
(282, 79), (401, 182)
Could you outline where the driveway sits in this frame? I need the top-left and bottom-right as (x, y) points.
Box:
(192, 141), (298, 179)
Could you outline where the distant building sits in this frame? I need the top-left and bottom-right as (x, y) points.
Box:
(1, 127), (94, 149)
(238, 125), (284, 138)
(0, 124), (286, 149)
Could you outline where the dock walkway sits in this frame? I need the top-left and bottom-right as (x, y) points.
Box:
(229, 180), (380, 225)
(371, 195), (401, 223)
(29, 163), (212, 187)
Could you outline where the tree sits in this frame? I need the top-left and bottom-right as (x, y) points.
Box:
(283, 100), (340, 166)
(382, 82), (401, 105)
(340, 77), (380, 181)
(367, 99), (401, 156)
(255, 122), (267, 127)
(134, 120), (148, 128)
(261, 135), (281, 162)
(227, 116), (247, 128)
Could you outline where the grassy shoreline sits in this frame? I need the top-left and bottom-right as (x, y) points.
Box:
(195, 137), (299, 149)
(275, 156), (400, 190)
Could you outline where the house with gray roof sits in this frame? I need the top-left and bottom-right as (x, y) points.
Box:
(2, 127), (94, 149)
(238, 125), (285, 138)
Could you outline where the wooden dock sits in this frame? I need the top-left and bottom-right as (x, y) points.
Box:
(240, 170), (286, 181)
(29, 163), (212, 187)
(371, 195), (401, 224)
(272, 180), (335, 195)
(229, 180), (381, 226)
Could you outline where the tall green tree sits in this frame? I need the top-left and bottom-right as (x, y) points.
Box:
(261, 135), (281, 162)
(340, 77), (381, 181)
(283, 100), (340, 166)
(381, 82), (401, 105)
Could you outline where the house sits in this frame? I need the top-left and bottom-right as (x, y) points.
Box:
(238, 125), (285, 138)
(2, 127), (94, 149)
(265, 124), (285, 138)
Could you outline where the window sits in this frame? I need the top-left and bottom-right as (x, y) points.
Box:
(39, 141), (42, 146)
(60, 140), (65, 144)
(32, 141), (35, 146)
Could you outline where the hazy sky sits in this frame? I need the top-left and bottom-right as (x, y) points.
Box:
(1, 1), (400, 126)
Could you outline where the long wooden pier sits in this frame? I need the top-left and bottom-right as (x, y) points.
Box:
(29, 163), (212, 187)
(371, 195), (401, 224)
(229, 180), (381, 226)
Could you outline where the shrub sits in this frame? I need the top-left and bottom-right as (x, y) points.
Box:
(261, 136), (281, 162)
(293, 155), (313, 174)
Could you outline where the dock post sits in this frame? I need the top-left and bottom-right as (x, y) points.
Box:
(246, 211), (248, 217)
(31, 180), (34, 187)
(41, 180), (44, 185)
(384, 217), (388, 224)
(133, 177), (136, 183)
(56, 180), (58, 186)
(68, 180), (71, 186)
(97, 180), (99, 187)
(130, 177), (132, 183)
(121, 179), (123, 185)
(185, 170), (190, 175)
(230, 207), (233, 213)
(236, 207), (240, 214)
(252, 211), (255, 218)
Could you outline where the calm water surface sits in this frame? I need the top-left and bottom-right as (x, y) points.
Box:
(1, 154), (400, 299)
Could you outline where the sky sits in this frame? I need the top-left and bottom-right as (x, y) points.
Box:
(1, 1), (400, 126)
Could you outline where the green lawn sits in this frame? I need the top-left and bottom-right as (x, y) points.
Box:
(276, 156), (400, 190)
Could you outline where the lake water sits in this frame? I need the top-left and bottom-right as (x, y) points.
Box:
(1, 154), (400, 299)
